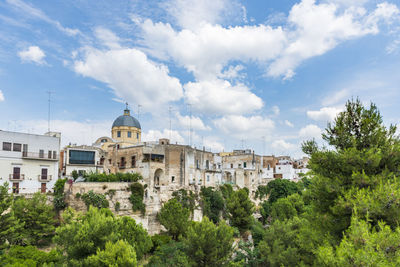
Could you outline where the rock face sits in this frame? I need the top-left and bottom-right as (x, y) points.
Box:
(64, 182), (204, 235)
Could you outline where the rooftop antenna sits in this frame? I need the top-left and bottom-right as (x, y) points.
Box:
(46, 91), (54, 132)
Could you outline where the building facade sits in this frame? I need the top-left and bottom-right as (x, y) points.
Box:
(0, 130), (60, 194)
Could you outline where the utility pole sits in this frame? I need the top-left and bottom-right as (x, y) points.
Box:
(46, 91), (54, 132)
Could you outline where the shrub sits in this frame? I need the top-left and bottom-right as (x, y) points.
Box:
(53, 178), (67, 211)
(115, 202), (120, 212)
(81, 191), (109, 210)
(85, 172), (142, 182)
(129, 183), (145, 215)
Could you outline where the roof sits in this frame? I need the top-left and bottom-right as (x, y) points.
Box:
(112, 112), (141, 129)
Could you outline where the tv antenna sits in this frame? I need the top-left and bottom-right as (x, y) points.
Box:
(46, 91), (54, 132)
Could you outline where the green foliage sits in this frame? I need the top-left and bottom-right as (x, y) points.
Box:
(115, 201), (120, 212)
(71, 170), (79, 180)
(106, 189), (116, 199)
(85, 172), (142, 182)
(172, 189), (197, 214)
(54, 207), (151, 262)
(233, 240), (262, 267)
(323, 98), (397, 151)
(129, 182), (145, 215)
(81, 190), (109, 210)
(0, 245), (63, 266)
(84, 240), (137, 267)
(116, 216), (152, 261)
(219, 184), (234, 200)
(184, 217), (234, 267)
(0, 183), (22, 249)
(147, 241), (189, 267)
(316, 215), (400, 266)
(270, 193), (304, 222)
(255, 185), (268, 200)
(53, 178), (67, 211)
(158, 198), (190, 240)
(200, 187), (225, 223)
(12, 192), (56, 246)
(264, 179), (300, 204)
(150, 234), (172, 253)
(250, 220), (265, 247)
(227, 188), (254, 233)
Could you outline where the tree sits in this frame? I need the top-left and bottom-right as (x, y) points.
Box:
(200, 187), (225, 224)
(117, 216), (152, 261)
(147, 241), (189, 267)
(0, 245), (63, 266)
(158, 198), (190, 240)
(84, 240), (137, 267)
(81, 190), (109, 210)
(12, 192), (56, 246)
(227, 188), (254, 233)
(269, 193), (304, 222)
(184, 217), (234, 267)
(0, 183), (22, 249)
(264, 179), (300, 204)
(316, 215), (400, 266)
(53, 178), (67, 211)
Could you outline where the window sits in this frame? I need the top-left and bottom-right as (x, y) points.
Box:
(41, 183), (46, 193)
(131, 156), (136, 168)
(230, 163), (233, 168)
(39, 150), (44, 158)
(243, 162), (247, 168)
(13, 143), (22, 152)
(196, 160), (199, 169)
(171, 176), (175, 183)
(127, 131), (132, 138)
(69, 150), (95, 164)
(2, 142), (11, 151)
(101, 139), (107, 143)
(48, 150), (52, 159)
(267, 164), (270, 170)
(108, 159), (112, 164)
(137, 133), (139, 139)
(120, 157), (126, 167)
(207, 175), (210, 182)
(53, 151), (57, 159)
(41, 168), (48, 180)
(238, 164), (241, 168)
(117, 131), (121, 137)
(13, 167), (20, 179)
(206, 160), (209, 169)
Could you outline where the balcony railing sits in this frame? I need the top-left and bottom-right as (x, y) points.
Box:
(22, 152), (58, 161)
(38, 175), (52, 182)
(9, 174), (25, 181)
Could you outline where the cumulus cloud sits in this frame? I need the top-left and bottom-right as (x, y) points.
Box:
(140, 1), (398, 80)
(15, 119), (111, 147)
(271, 139), (296, 150)
(184, 79), (263, 115)
(284, 120), (294, 127)
(0, 90), (4, 102)
(142, 129), (185, 144)
(307, 107), (342, 122)
(176, 112), (211, 131)
(299, 124), (322, 139)
(18, 46), (46, 65)
(213, 115), (275, 139)
(74, 47), (183, 112)
(272, 105), (280, 116)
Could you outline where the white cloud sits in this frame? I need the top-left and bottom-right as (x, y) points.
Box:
(307, 107), (342, 122)
(18, 46), (46, 65)
(284, 120), (294, 127)
(322, 88), (350, 106)
(271, 139), (296, 150)
(0, 90), (4, 102)
(272, 105), (280, 116)
(176, 112), (211, 131)
(74, 47), (183, 112)
(94, 27), (121, 49)
(184, 79), (263, 115)
(162, 0), (242, 30)
(203, 138), (224, 152)
(299, 124), (322, 139)
(142, 129), (185, 144)
(140, 0), (399, 80)
(213, 115), (275, 139)
(15, 119), (111, 147)
(6, 0), (81, 36)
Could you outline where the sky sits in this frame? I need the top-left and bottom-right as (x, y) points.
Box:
(0, 0), (399, 158)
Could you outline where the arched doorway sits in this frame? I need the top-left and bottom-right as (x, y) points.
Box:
(154, 169), (163, 188)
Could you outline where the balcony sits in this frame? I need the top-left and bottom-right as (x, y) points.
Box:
(38, 175), (52, 182)
(9, 174), (25, 181)
(22, 152), (58, 161)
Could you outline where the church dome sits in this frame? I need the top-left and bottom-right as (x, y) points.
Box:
(112, 108), (141, 129)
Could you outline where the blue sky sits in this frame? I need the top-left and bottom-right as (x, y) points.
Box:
(0, 0), (399, 157)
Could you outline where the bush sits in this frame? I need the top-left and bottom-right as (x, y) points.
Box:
(53, 178), (67, 211)
(81, 191), (109, 210)
(129, 183), (145, 215)
(115, 201), (120, 212)
(85, 172), (142, 182)
(0, 245), (63, 266)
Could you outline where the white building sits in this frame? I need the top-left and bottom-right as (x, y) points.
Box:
(0, 130), (60, 194)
